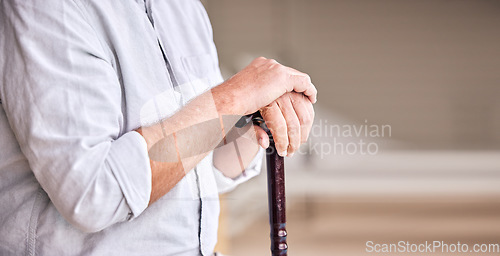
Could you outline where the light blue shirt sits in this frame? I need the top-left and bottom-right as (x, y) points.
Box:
(0, 0), (263, 255)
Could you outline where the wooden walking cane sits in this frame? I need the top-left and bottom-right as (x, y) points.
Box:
(236, 113), (288, 255)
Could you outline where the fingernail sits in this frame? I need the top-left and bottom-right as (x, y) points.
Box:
(288, 152), (294, 157)
(280, 151), (287, 157)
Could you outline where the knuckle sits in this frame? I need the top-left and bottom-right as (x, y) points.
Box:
(277, 63), (286, 71)
(289, 118), (300, 130)
(289, 135), (300, 150)
(298, 108), (312, 123)
(287, 129), (299, 142)
(272, 64), (284, 73)
(252, 57), (267, 67)
(304, 74), (312, 82)
(270, 61), (284, 71)
(300, 114), (311, 125)
(261, 102), (278, 113)
(261, 104), (274, 113)
(275, 136), (288, 148)
(302, 75), (312, 85)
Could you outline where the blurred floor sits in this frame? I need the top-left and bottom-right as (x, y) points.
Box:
(225, 196), (500, 256)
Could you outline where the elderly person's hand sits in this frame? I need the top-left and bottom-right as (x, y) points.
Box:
(213, 57), (317, 116)
(213, 91), (314, 178)
(213, 57), (317, 157)
(256, 92), (315, 157)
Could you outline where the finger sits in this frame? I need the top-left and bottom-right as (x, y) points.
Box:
(303, 94), (315, 142)
(293, 91), (315, 119)
(277, 94), (301, 156)
(286, 67), (317, 104)
(306, 95), (315, 119)
(253, 124), (270, 149)
(260, 102), (289, 157)
(290, 93), (314, 144)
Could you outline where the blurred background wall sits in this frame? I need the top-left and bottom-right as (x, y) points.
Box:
(202, 0), (500, 255)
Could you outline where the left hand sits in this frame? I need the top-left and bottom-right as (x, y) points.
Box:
(255, 92), (315, 157)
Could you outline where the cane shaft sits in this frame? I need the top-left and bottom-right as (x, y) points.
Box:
(237, 112), (288, 255)
(266, 141), (287, 255)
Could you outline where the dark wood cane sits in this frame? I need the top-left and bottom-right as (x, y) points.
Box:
(236, 113), (288, 255)
(265, 133), (288, 255)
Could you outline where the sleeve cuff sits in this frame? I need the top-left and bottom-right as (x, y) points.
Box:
(213, 147), (265, 193)
(107, 131), (152, 220)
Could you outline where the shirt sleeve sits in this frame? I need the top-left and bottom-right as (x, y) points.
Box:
(212, 147), (265, 193)
(0, 1), (151, 233)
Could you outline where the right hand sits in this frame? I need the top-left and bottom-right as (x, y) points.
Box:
(214, 57), (317, 115)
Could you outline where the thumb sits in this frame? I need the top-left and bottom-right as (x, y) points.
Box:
(253, 125), (270, 149)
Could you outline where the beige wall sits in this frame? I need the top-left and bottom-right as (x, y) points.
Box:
(204, 2), (500, 254)
(204, 0), (500, 150)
